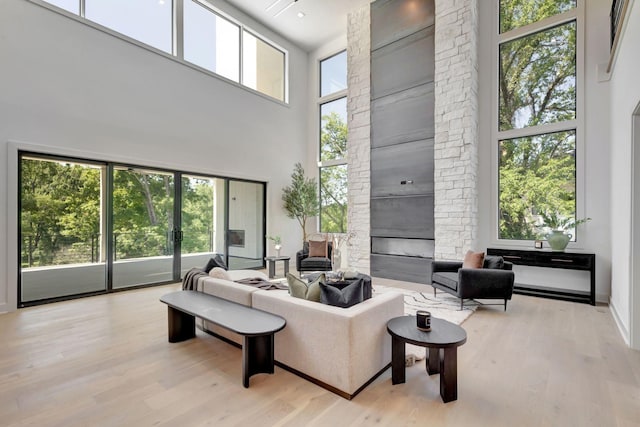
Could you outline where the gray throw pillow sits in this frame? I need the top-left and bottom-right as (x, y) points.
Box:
(287, 273), (324, 302)
(203, 254), (227, 272)
(483, 256), (504, 270)
(320, 278), (364, 308)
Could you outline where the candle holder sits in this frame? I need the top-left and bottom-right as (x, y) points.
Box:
(416, 310), (431, 332)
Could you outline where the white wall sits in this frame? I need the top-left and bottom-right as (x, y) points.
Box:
(0, 0), (309, 312)
(476, 0), (612, 303)
(609, 0), (640, 345)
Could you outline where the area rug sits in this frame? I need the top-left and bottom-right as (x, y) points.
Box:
(373, 285), (478, 363)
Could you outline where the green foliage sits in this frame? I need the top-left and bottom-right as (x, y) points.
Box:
(540, 211), (591, 231)
(319, 111), (348, 233)
(282, 163), (319, 242)
(320, 165), (347, 233)
(320, 112), (347, 161)
(21, 159), (218, 267)
(21, 159), (101, 266)
(267, 235), (282, 245)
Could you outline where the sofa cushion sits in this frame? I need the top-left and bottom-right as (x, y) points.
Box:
(288, 273), (324, 302)
(320, 278), (364, 308)
(203, 254), (227, 272)
(208, 267), (230, 280)
(432, 272), (459, 291)
(463, 250), (485, 269)
(308, 240), (328, 257)
(484, 255), (505, 270)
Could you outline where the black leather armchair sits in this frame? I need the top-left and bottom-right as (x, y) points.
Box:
(430, 256), (515, 310)
(296, 241), (333, 273)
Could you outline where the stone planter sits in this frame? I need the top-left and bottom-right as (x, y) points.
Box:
(546, 230), (571, 252)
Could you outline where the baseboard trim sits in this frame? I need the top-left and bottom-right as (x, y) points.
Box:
(609, 297), (631, 346)
(202, 327), (389, 399)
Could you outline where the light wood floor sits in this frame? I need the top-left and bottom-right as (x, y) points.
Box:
(1, 277), (639, 427)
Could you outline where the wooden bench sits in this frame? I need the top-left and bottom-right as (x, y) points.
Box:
(160, 290), (286, 387)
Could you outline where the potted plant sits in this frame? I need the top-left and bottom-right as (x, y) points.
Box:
(282, 163), (319, 243)
(267, 235), (282, 257)
(540, 211), (591, 251)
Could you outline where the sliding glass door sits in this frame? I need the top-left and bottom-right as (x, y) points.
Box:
(180, 175), (226, 274)
(18, 152), (266, 306)
(19, 155), (107, 302)
(112, 167), (175, 288)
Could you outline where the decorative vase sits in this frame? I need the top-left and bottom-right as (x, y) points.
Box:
(546, 230), (571, 252)
(332, 247), (342, 271)
(274, 244), (282, 257)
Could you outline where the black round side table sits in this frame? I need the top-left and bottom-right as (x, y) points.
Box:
(387, 316), (467, 402)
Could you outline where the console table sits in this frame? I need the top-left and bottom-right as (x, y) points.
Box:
(487, 248), (595, 305)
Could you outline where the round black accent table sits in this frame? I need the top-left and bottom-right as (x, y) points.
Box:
(387, 316), (467, 402)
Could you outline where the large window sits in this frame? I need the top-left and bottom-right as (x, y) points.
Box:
(318, 51), (348, 233)
(497, 0), (580, 241)
(37, 0), (287, 102)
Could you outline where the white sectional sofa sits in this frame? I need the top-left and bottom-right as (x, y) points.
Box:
(196, 270), (404, 399)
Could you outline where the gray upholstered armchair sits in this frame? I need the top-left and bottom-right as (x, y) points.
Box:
(296, 240), (333, 273)
(430, 256), (515, 310)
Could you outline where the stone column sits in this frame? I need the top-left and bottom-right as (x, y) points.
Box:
(346, 5), (371, 273)
(433, 0), (479, 260)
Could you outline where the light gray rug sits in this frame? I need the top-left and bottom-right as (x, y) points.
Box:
(373, 285), (478, 362)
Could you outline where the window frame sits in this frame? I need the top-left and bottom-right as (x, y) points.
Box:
(318, 50), (348, 233)
(29, 0), (289, 104)
(491, 0), (585, 247)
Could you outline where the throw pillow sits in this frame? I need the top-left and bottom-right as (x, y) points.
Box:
(462, 250), (485, 269)
(308, 240), (327, 258)
(320, 278), (364, 308)
(484, 255), (505, 270)
(287, 273), (324, 302)
(208, 267), (230, 280)
(203, 254), (227, 273)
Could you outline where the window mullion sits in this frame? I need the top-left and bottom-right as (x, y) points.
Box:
(499, 8), (577, 44)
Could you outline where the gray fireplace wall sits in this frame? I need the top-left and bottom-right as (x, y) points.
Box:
(369, 0), (435, 283)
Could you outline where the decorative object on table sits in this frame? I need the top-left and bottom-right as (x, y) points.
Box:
(534, 239), (543, 249)
(374, 283), (478, 362)
(387, 316), (467, 403)
(329, 231), (356, 271)
(540, 211), (591, 252)
(342, 268), (359, 280)
(267, 235), (282, 257)
(416, 310), (431, 331)
(282, 163), (319, 243)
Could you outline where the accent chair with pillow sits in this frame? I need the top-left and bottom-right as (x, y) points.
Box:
(430, 250), (515, 310)
(296, 240), (333, 273)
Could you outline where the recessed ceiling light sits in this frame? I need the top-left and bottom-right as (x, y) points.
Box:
(297, 12), (305, 18)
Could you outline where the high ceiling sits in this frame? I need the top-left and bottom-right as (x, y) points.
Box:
(224, 0), (371, 52)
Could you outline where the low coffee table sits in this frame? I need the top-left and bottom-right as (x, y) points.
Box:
(387, 316), (467, 402)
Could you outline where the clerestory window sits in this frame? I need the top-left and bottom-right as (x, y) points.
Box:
(35, 0), (288, 103)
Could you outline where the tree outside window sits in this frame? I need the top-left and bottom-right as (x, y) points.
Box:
(319, 51), (348, 233)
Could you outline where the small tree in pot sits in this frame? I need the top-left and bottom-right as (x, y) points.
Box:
(282, 163), (319, 243)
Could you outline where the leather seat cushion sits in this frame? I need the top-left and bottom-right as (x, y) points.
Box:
(300, 257), (332, 269)
(432, 272), (458, 291)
